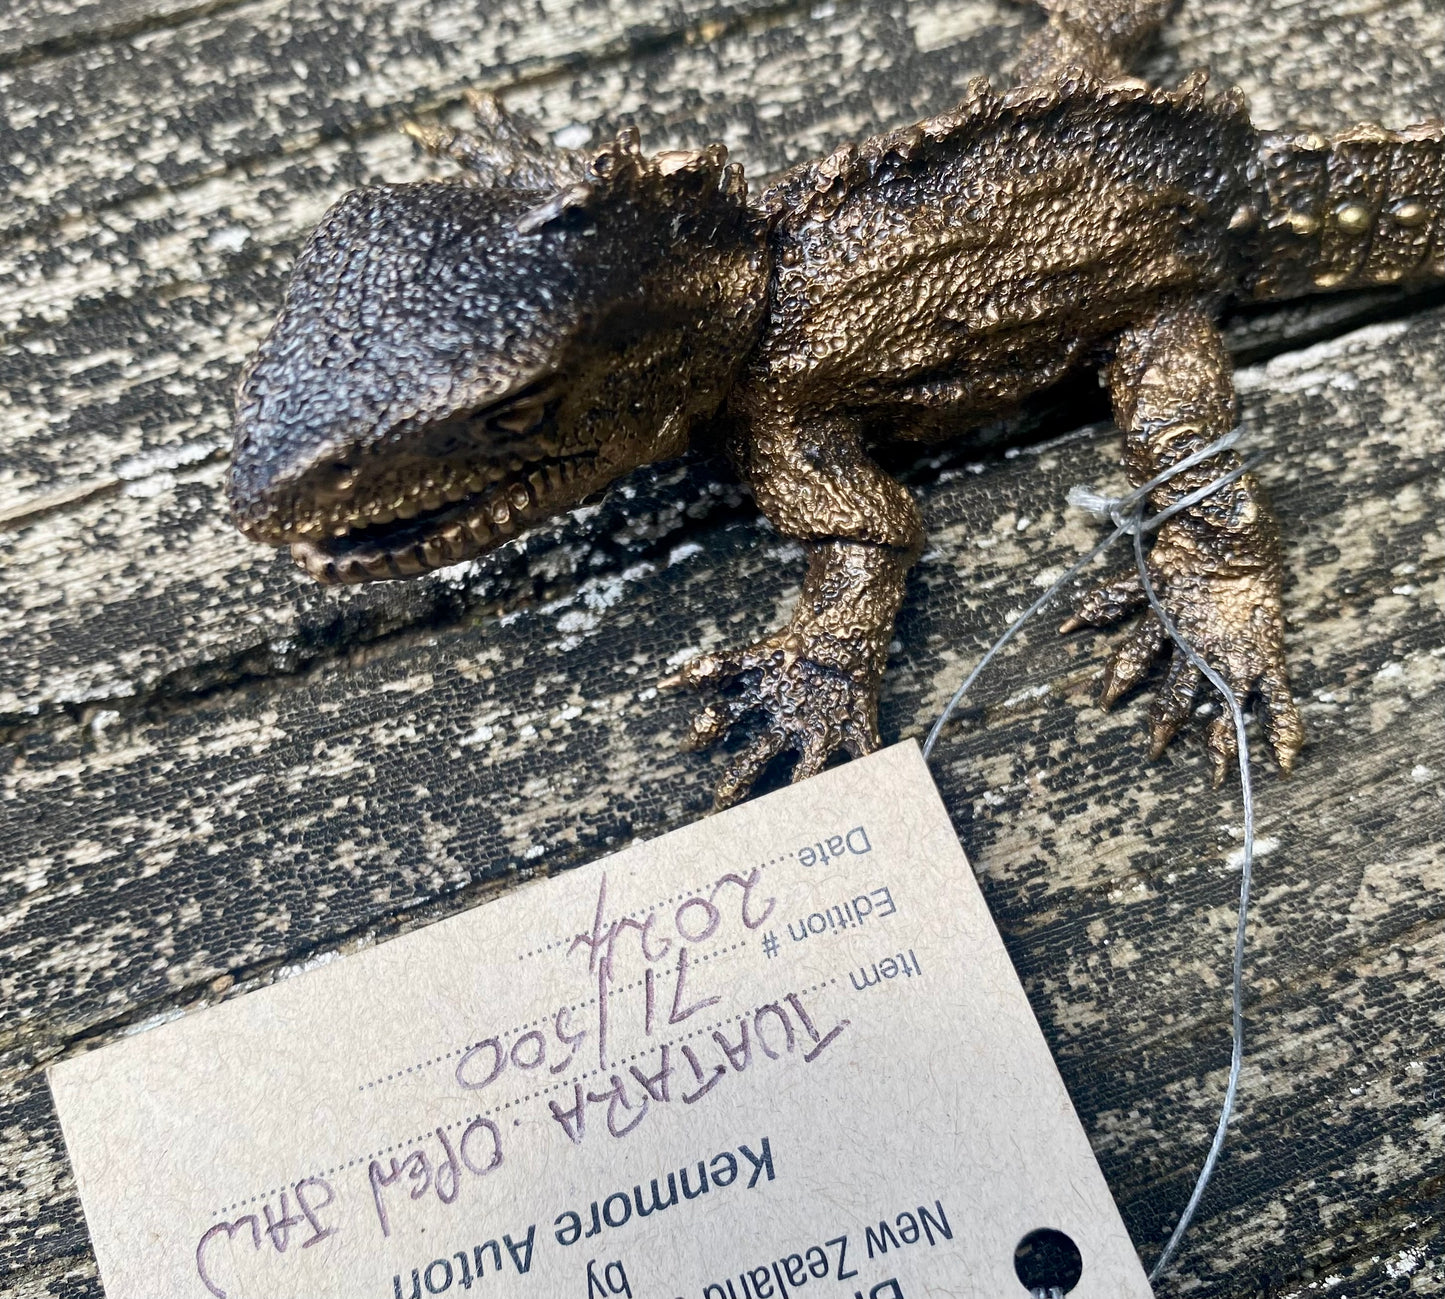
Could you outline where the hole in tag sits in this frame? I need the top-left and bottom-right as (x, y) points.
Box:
(1014, 1227), (1084, 1294)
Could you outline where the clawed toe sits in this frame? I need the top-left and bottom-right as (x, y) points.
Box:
(1204, 713), (1238, 787)
(1147, 654), (1203, 759)
(1098, 613), (1165, 708)
(1061, 569), (1147, 634)
(665, 633), (882, 808)
(682, 699), (744, 751)
(1257, 670), (1304, 774)
(1065, 567), (1303, 778)
(715, 731), (789, 810)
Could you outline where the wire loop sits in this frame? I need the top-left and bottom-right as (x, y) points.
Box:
(922, 429), (1259, 1286)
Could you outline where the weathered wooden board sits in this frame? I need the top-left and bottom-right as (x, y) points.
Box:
(1, 0), (238, 65)
(2, 0), (1441, 720)
(0, 0), (808, 240)
(1, 0), (1443, 1295)
(4, 309), (1442, 1295)
(0, 0), (1032, 724)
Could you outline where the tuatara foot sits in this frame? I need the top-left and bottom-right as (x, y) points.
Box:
(1061, 477), (1305, 784)
(664, 629), (882, 811)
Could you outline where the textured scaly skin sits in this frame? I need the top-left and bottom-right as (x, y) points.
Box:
(229, 3), (1444, 807)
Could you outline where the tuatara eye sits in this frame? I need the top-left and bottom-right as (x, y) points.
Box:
(481, 378), (562, 439)
(486, 404), (545, 436)
(314, 461), (359, 502)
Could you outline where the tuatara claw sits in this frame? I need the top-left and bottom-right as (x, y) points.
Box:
(667, 630), (881, 809)
(1063, 484), (1304, 777)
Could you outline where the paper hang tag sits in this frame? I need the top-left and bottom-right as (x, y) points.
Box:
(50, 740), (1153, 1299)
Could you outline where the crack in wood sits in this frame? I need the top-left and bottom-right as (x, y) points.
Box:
(3, 0), (1443, 1293)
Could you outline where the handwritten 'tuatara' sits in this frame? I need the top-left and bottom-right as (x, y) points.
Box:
(228, 0), (1443, 807)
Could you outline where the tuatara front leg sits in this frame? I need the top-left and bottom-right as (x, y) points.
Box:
(1063, 306), (1305, 782)
(667, 402), (923, 808)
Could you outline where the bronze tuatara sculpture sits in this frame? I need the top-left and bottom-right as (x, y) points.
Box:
(228, 0), (1443, 808)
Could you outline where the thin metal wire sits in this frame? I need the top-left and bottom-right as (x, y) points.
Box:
(921, 521), (1129, 762)
(920, 429), (1258, 1287)
(1135, 516), (1253, 1285)
(921, 428), (1246, 762)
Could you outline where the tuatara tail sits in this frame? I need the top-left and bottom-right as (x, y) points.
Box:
(1250, 119), (1445, 300)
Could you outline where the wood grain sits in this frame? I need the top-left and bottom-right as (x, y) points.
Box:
(2, 0), (1439, 723)
(1, 0), (1442, 1295)
(0, 0), (244, 66)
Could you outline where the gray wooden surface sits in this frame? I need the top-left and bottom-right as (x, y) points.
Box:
(2, 0), (1443, 1295)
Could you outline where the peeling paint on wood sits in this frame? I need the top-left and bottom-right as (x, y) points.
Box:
(1, 0), (1443, 1295)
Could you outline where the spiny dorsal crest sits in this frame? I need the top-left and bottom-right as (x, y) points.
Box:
(761, 69), (1247, 224)
(404, 92), (752, 235)
(515, 127), (751, 235)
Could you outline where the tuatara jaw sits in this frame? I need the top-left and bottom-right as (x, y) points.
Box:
(284, 453), (601, 585)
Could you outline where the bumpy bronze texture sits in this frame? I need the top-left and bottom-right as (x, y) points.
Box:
(229, 0), (1444, 807)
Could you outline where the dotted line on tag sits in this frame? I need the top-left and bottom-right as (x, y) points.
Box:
(356, 940), (748, 1092)
(210, 975), (838, 1220)
(355, 1006), (584, 1094)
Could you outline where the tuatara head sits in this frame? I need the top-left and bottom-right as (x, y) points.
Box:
(229, 130), (768, 584)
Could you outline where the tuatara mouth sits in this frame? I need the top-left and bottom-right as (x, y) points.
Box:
(288, 453), (601, 585)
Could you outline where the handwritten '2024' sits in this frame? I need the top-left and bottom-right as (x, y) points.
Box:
(454, 865), (777, 1091)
